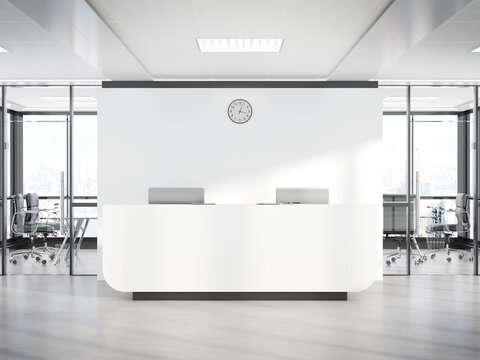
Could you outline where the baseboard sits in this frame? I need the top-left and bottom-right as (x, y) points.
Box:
(132, 292), (348, 301)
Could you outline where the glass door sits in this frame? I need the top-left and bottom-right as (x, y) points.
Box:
(5, 86), (70, 274)
(410, 86), (474, 274)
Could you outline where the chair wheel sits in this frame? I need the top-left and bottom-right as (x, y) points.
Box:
(42, 260), (47, 265)
(24, 255), (28, 259)
(431, 254), (436, 259)
(447, 257), (452, 262)
(459, 254), (464, 260)
(49, 253), (55, 260)
(35, 256), (40, 261)
(386, 260), (391, 266)
(423, 256), (427, 261)
(391, 257), (396, 263)
(12, 259), (17, 264)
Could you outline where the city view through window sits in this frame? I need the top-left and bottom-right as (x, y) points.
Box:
(383, 114), (457, 196)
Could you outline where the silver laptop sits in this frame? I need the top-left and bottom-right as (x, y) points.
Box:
(276, 188), (329, 204)
(148, 188), (204, 204)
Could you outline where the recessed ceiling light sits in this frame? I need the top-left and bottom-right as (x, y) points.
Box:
(0, 45), (8, 53)
(41, 96), (96, 101)
(472, 46), (480, 52)
(384, 96), (439, 101)
(197, 38), (283, 52)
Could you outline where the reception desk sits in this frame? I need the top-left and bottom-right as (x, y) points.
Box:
(102, 204), (378, 300)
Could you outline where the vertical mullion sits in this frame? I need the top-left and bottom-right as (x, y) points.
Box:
(406, 86), (411, 275)
(68, 86), (74, 275)
(1, 86), (6, 275)
(474, 86), (479, 276)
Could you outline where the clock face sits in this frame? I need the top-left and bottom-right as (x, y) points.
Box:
(228, 99), (252, 124)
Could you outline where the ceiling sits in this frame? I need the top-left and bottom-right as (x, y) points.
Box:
(0, 0), (479, 82)
(375, 0), (480, 81)
(86, 0), (391, 79)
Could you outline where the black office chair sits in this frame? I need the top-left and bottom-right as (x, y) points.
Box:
(25, 193), (57, 260)
(9, 194), (48, 264)
(425, 193), (473, 262)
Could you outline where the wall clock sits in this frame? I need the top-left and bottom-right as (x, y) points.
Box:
(228, 99), (252, 124)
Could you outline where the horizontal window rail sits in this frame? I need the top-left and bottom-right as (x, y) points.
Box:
(72, 202), (97, 207)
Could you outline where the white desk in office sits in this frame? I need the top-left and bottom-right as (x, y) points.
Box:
(102, 204), (378, 300)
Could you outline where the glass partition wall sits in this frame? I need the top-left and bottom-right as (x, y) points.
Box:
(0, 84), (98, 276)
(382, 87), (409, 274)
(382, 84), (479, 275)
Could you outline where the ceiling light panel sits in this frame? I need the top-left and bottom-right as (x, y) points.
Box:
(0, 45), (8, 53)
(197, 38), (283, 52)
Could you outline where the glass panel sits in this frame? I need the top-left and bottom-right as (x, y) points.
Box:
(72, 206), (97, 275)
(381, 86), (408, 274)
(7, 86), (70, 275)
(413, 115), (457, 196)
(74, 115), (97, 196)
(0, 98), (7, 276)
(72, 86), (99, 275)
(23, 115), (67, 195)
(411, 86), (472, 274)
(473, 102), (480, 273)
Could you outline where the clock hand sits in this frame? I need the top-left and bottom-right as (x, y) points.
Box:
(238, 104), (244, 114)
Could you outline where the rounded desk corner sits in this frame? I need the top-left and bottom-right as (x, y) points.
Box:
(349, 270), (378, 293)
(103, 269), (129, 293)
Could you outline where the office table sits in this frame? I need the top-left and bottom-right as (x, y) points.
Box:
(102, 204), (379, 300)
(55, 216), (96, 265)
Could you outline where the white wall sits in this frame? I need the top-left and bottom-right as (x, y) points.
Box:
(97, 88), (383, 280)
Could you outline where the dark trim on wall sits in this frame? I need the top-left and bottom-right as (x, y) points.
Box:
(18, 111), (97, 116)
(384, 111), (469, 116)
(102, 81), (377, 89)
(132, 292), (348, 300)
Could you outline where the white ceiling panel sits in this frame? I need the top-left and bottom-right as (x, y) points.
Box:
(87, 0), (392, 79)
(0, 0), (27, 21)
(375, 0), (480, 81)
(101, 0), (197, 22)
(0, 0), (110, 80)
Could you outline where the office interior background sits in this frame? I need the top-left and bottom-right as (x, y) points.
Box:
(1, 0), (480, 359)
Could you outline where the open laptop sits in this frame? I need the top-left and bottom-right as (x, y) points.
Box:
(148, 187), (205, 204)
(276, 188), (329, 204)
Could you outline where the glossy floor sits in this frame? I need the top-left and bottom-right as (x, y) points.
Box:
(0, 275), (479, 360)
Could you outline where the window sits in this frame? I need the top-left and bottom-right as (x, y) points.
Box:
(383, 115), (406, 194)
(23, 115), (66, 195)
(413, 115), (457, 196)
(74, 115), (97, 196)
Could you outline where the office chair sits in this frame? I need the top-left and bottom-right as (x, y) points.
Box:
(425, 193), (473, 262)
(25, 193), (57, 260)
(9, 194), (48, 265)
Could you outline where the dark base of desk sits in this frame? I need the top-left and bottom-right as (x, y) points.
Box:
(132, 292), (348, 301)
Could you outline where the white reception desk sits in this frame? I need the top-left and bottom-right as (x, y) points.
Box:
(102, 204), (378, 300)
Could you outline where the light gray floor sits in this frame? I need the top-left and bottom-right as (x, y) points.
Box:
(1, 276), (479, 360)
